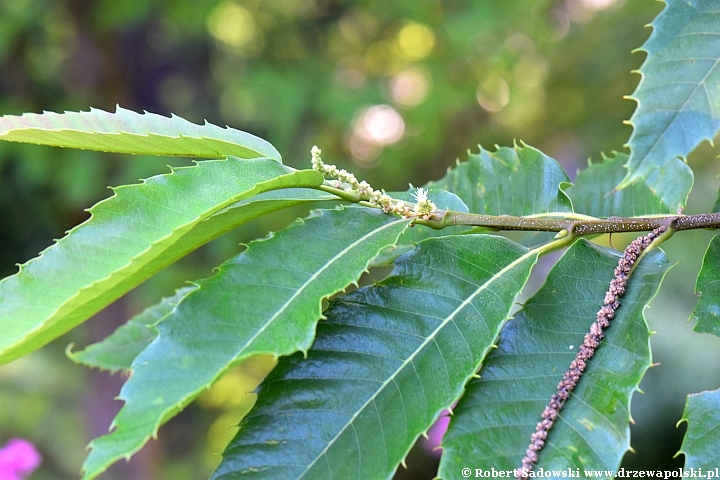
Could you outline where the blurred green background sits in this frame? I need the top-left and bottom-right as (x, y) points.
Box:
(2, 0), (720, 478)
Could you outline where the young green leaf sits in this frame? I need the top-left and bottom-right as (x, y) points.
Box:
(67, 286), (196, 373)
(692, 234), (720, 337)
(427, 143), (572, 215)
(618, 0), (720, 196)
(0, 106), (281, 160)
(81, 207), (411, 480)
(213, 234), (539, 480)
(677, 389), (720, 469)
(439, 240), (671, 474)
(566, 152), (692, 217)
(0, 158), (324, 365)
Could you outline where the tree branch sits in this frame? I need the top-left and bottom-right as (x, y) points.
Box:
(413, 210), (720, 235)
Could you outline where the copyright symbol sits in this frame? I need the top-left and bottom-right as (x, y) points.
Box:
(462, 468), (471, 477)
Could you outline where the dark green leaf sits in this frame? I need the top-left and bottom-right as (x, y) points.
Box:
(566, 152), (692, 217)
(427, 143), (572, 215)
(692, 234), (720, 337)
(619, 0), (719, 200)
(81, 207), (411, 480)
(213, 234), (539, 480)
(677, 388), (720, 469)
(439, 240), (671, 473)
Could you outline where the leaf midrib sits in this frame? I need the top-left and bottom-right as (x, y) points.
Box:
(297, 246), (537, 479)
(147, 215), (411, 435)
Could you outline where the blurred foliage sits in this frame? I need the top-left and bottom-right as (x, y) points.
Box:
(3, 0), (720, 478)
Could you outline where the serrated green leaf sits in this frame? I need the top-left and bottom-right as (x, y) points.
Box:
(67, 191), (337, 373)
(677, 388), (720, 469)
(439, 240), (671, 474)
(566, 152), (692, 217)
(619, 0), (720, 195)
(81, 207), (411, 480)
(0, 159), (324, 365)
(0, 106), (280, 160)
(212, 234), (539, 480)
(67, 286), (196, 373)
(427, 143), (572, 215)
(692, 234), (720, 337)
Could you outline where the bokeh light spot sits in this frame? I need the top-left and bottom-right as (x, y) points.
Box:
(348, 104), (405, 166)
(477, 76), (510, 112)
(356, 104), (405, 145)
(581, 0), (620, 9)
(396, 22), (435, 62)
(388, 67), (431, 107)
(206, 2), (260, 54)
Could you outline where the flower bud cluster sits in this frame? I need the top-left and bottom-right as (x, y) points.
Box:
(311, 145), (436, 219)
(518, 226), (667, 478)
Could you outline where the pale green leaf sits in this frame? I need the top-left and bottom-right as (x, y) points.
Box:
(427, 143), (572, 215)
(692, 234), (720, 337)
(619, 0), (720, 199)
(0, 159), (324, 365)
(0, 106), (280, 160)
(439, 240), (671, 474)
(67, 286), (196, 373)
(81, 207), (411, 480)
(566, 152), (692, 217)
(213, 234), (539, 480)
(677, 388), (720, 469)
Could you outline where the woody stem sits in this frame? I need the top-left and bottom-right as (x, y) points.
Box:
(414, 211), (720, 235)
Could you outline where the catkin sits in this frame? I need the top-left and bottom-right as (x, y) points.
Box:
(517, 226), (666, 478)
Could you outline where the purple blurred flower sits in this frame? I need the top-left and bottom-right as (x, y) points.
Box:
(423, 409), (451, 456)
(0, 439), (41, 480)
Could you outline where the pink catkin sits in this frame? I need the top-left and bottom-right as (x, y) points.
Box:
(517, 226), (666, 479)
